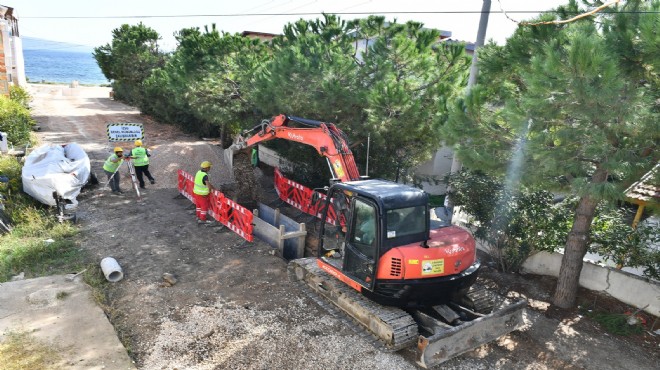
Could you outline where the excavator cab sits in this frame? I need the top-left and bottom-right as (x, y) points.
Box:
(319, 179), (432, 294)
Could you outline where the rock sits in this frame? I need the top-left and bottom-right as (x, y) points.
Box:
(10, 272), (25, 281)
(161, 273), (178, 287)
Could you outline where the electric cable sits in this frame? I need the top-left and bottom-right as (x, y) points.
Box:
(20, 9), (659, 19)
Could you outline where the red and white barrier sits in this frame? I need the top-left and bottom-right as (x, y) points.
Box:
(274, 168), (337, 225)
(178, 168), (345, 242)
(178, 170), (254, 242)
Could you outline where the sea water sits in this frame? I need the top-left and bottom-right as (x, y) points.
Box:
(23, 49), (108, 85)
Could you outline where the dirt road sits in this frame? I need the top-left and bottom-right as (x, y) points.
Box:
(28, 84), (659, 369)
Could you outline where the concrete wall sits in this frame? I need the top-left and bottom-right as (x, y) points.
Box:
(522, 251), (660, 317)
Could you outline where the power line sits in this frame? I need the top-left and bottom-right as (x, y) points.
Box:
(20, 10), (660, 19)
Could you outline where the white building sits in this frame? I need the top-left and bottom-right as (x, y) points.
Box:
(0, 4), (27, 95)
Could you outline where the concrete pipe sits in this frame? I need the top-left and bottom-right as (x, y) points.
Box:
(100, 257), (124, 282)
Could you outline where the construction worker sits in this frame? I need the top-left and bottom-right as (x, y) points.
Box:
(129, 139), (155, 189)
(251, 147), (259, 168)
(193, 161), (214, 224)
(103, 147), (125, 194)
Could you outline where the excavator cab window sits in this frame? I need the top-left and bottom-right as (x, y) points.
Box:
(383, 205), (429, 249)
(343, 198), (378, 288)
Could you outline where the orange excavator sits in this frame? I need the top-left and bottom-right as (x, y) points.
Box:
(227, 114), (526, 367)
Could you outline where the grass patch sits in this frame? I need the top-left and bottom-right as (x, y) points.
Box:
(0, 330), (62, 370)
(0, 155), (86, 282)
(0, 231), (85, 282)
(81, 265), (134, 355)
(586, 311), (645, 336)
(83, 264), (109, 305)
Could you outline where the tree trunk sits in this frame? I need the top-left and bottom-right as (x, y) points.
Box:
(552, 168), (608, 308)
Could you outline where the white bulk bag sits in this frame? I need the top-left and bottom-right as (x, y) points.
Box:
(21, 143), (91, 207)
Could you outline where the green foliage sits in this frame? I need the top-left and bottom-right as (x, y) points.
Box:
(356, 20), (470, 182)
(255, 15), (361, 122)
(445, 2), (658, 194)
(0, 330), (61, 370)
(450, 168), (660, 278)
(0, 95), (34, 146)
(9, 86), (32, 109)
(141, 25), (266, 143)
(590, 208), (660, 280)
(99, 15), (469, 182)
(443, 0), (660, 306)
(254, 15), (470, 182)
(93, 23), (165, 107)
(449, 169), (571, 272)
(585, 311), (645, 336)
(0, 156), (82, 282)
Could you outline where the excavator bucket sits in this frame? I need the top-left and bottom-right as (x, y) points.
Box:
(415, 298), (527, 368)
(223, 143), (241, 168)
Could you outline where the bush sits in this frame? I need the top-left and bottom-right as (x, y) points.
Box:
(448, 169), (571, 272)
(0, 95), (34, 146)
(449, 169), (660, 279)
(9, 86), (32, 109)
(590, 207), (660, 280)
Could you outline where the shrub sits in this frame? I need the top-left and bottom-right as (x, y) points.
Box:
(9, 86), (32, 109)
(0, 95), (34, 146)
(448, 169), (571, 272)
(590, 207), (660, 280)
(449, 169), (660, 279)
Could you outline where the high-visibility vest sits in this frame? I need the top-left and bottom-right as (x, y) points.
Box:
(103, 154), (123, 172)
(251, 147), (259, 167)
(194, 170), (210, 195)
(132, 147), (149, 166)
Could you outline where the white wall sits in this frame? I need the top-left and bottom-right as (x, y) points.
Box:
(522, 251), (660, 317)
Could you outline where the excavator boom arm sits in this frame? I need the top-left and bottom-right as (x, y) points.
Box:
(237, 114), (361, 182)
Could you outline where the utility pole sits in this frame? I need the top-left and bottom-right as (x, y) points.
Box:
(445, 0), (491, 213)
(467, 0), (492, 90)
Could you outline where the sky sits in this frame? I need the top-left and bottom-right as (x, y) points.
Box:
(14, 0), (572, 52)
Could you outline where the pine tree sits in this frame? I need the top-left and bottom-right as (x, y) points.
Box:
(93, 23), (164, 106)
(443, 0), (659, 308)
(254, 15), (470, 182)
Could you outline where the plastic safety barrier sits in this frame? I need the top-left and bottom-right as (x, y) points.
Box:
(274, 168), (337, 224)
(177, 169), (194, 202)
(178, 170), (254, 242)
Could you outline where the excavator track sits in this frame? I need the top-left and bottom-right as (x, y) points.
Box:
(461, 283), (497, 314)
(288, 257), (419, 351)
